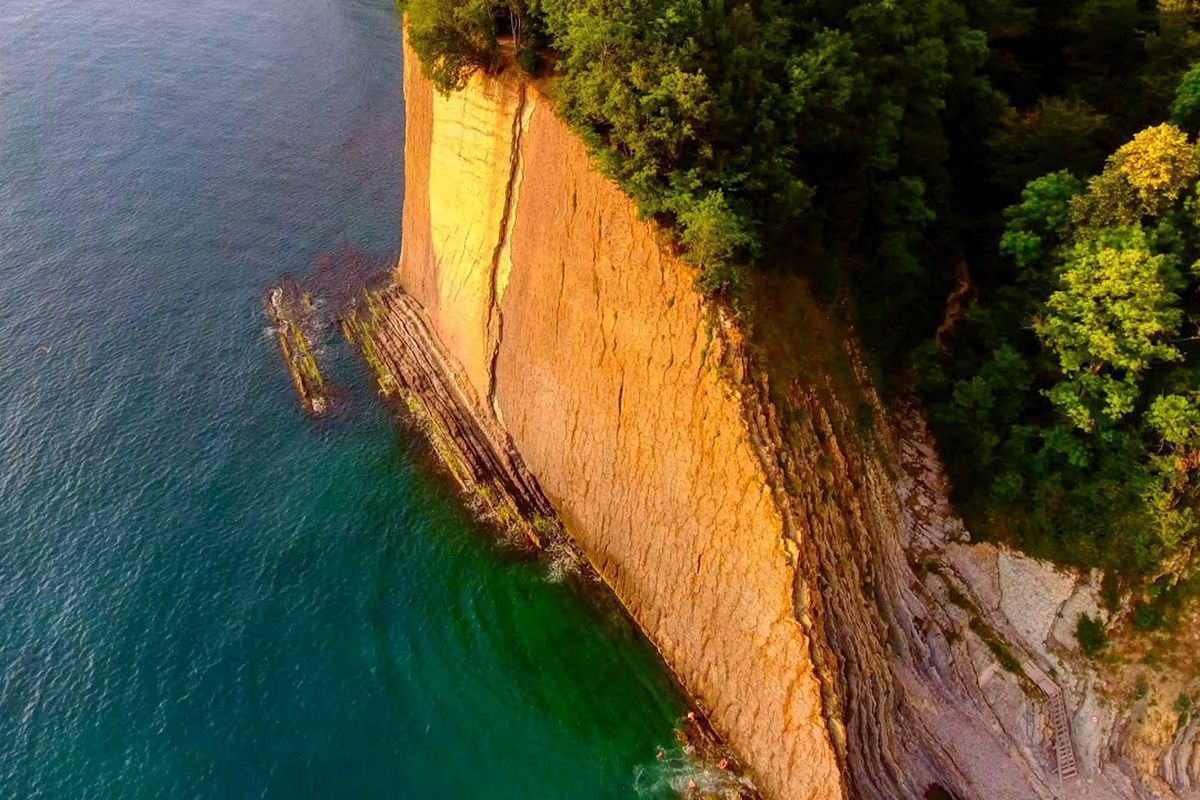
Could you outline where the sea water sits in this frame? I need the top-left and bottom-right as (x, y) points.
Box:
(0, 1), (690, 796)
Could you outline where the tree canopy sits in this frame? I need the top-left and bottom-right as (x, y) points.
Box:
(922, 121), (1200, 598)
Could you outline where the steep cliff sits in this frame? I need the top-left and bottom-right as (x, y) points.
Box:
(371, 35), (1171, 800)
(391, 42), (843, 800)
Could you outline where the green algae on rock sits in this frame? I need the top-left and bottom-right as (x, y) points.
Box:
(267, 278), (329, 416)
(340, 287), (554, 549)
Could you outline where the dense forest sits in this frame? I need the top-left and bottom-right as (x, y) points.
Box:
(401, 0), (1200, 627)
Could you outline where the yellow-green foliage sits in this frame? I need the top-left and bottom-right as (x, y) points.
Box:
(1073, 124), (1200, 226)
(1114, 124), (1200, 211)
(924, 121), (1200, 588)
(1035, 227), (1183, 430)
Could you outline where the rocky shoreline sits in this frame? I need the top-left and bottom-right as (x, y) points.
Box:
(342, 284), (761, 799)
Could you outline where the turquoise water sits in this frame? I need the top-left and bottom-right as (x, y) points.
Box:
(0, 1), (689, 797)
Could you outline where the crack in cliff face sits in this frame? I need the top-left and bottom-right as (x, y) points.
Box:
(484, 83), (528, 424)
(396, 56), (857, 799)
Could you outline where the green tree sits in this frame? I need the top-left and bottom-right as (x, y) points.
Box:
(1000, 170), (1087, 268)
(401, 0), (541, 93)
(679, 191), (755, 296)
(1035, 228), (1184, 430)
(1171, 63), (1200, 131)
(401, 0), (502, 92)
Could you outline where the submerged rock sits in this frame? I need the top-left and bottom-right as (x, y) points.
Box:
(266, 277), (329, 416)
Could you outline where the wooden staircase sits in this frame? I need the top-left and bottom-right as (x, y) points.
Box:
(1047, 689), (1078, 780)
(1021, 659), (1079, 781)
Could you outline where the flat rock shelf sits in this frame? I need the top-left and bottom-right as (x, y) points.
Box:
(266, 278), (329, 416)
(341, 287), (555, 547)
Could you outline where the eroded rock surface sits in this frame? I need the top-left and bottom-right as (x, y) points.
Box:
(998, 551), (1077, 664)
(394, 42), (842, 800)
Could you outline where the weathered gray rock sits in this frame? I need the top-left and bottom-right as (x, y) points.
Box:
(998, 550), (1077, 662)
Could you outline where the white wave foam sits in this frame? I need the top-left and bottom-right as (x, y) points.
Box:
(543, 537), (588, 583)
(633, 747), (750, 799)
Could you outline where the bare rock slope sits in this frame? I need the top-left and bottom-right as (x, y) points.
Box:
(394, 44), (841, 800)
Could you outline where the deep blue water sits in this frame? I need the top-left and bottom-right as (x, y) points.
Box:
(0, 1), (689, 796)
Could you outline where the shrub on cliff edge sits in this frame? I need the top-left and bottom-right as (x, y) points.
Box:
(399, 0), (525, 92)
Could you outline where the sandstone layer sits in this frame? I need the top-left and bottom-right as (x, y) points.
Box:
(394, 40), (843, 800)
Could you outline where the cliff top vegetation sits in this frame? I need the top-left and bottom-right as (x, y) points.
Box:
(400, 0), (1200, 627)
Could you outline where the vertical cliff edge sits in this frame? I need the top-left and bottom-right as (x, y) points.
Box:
(363, 37), (1168, 800)
(393, 43), (842, 800)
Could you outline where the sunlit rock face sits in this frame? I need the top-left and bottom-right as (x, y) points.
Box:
(394, 39), (845, 800)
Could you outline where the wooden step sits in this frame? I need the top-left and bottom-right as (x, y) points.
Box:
(1047, 691), (1077, 779)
